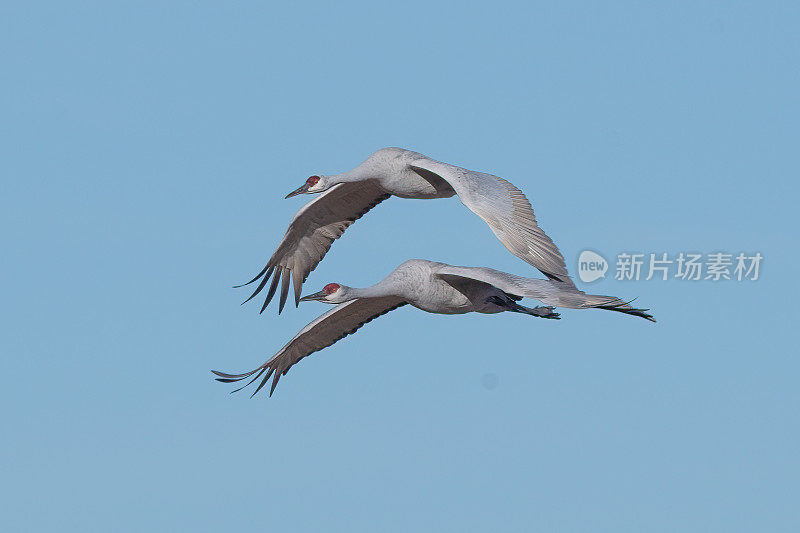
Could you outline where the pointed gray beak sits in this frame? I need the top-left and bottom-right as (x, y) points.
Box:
(299, 290), (328, 303)
(285, 183), (311, 199)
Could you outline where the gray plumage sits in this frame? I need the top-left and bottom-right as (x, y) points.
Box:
(215, 260), (654, 397)
(238, 147), (569, 314)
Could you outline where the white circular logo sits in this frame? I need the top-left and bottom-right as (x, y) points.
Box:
(577, 250), (608, 283)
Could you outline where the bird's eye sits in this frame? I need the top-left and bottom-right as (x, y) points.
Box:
(307, 176), (320, 186)
(323, 283), (340, 295)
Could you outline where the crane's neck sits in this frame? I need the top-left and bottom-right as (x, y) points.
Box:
(327, 157), (388, 185)
(326, 169), (372, 185)
(345, 281), (397, 300)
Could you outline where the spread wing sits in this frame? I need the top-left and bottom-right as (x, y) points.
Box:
(409, 157), (569, 281)
(213, 296), (407, 397)
(238, 181), (390, 313)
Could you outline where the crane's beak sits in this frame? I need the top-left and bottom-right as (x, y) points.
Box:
(299, 290), (328, 303)
(285, 183), (311, 199)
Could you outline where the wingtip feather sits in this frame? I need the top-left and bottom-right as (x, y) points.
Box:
(233, 263), (270, 289)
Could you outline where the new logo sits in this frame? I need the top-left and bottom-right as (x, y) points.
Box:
(578, 250), (608, 283)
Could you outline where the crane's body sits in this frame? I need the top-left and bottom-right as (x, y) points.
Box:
(240, 147), (571, 313)
(216, 259), (654, 397)
(330, 260), (497, 315)
(328, 147), (457, 199)
(338, 259), (556, 315)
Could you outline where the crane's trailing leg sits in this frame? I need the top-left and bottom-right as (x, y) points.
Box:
(486, 296), (561, 320)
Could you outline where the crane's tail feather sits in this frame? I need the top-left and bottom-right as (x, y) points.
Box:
(576, 294), (656, 322)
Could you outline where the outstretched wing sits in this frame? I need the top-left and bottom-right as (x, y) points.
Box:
(409, 156), (569, 281)
(239, 181), (390, 313)
(213, 296), (407, 397)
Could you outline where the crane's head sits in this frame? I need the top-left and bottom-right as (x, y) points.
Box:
(286, 175), (327, 198)
(299, 283), (351, 304)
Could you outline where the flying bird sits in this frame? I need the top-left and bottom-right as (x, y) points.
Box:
(215, 259), (655, 397)
(238, 147), (571, 314)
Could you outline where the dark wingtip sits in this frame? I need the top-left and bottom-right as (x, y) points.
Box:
(269, 373), (281, 397)
(240, 265), (276, 308)
(214, 365), (276, 397)
(278, 269), (291, 314)
(212, 369), (246, 379)
(259, 268), (282, 314)
(234, 263), (271, 289)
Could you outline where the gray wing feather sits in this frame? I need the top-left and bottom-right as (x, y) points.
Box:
(240, 181), (391, 313)
(409, 157), (569, 281)
(435, 265), (569, 304)
(213, 296), (408, 397)
(434, 265), (654, 321)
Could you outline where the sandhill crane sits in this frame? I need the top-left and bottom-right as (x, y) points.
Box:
(238, 147), (571, 314)
(215, 259), (655, 397)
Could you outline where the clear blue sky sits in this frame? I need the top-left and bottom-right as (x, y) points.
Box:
(2, 1), (798, 531)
